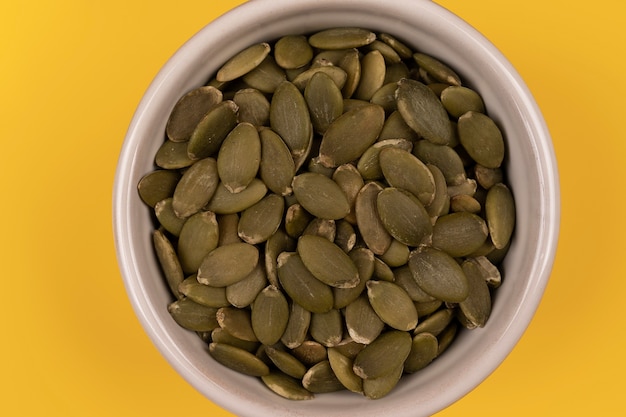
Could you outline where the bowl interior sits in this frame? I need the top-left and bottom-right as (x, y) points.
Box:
(113, 1), (559, 416)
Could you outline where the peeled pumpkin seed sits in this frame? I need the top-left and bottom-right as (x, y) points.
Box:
(413, 308), (455, 336)
(355, 182), (392, 255)
(166, 85), (223, 142)
(345, 293), (385, 344)
(441, 85), (485, 118)
(155, 140), (195, 169)
(379, 239), (410, 267)
(396, 78), (454, 146)
(281, 302), (311, 349)
(310, 308), (344, 347)
(431, 212), (489, 258)
(251, 285), (290, 346)
(450, 194), (482, 214)
(241, 55), (287, 94)
(362, 363), (403, 400)
(393, 265), (436, 303)
(356, 138), (413, 181)
(154, 198), (186, 236)
(298, 234), (360, 289)
(485, 183), (516, 249)
(217, 122), (261, 194)
(292, 341), (328, 366)
(425, 164), (450, 219)
(376, 187), (433, 247)
(264, 228), (296, 287)
(408, 246), (469, 303)
(209, 342), (270, 377)
(413, 52), (462, 86)
(318, 104), (385, 168)
(469, 256), (502, 288)
(353, 330), (412, 379)
(366, 40), (402, 64)
(187, 100), (239, 160)
(378, 33), (413, 60)
(210, 327), (260, 352)
(293, 65), (347, 91)
(302, 360), (345, 393)
(265, 347), (307, 380)
(458, 260), (492, 328)
(292, 172), (350, 220)
(274, 35), (314, 69)
(332, 163), (365, 224)
(404, 332), (438, 373)
(138, 170), (180, 208)
(378, 109), (418, 141)
(177, 210), (219, 274)
(437, 321), (458, 356)
(354, 50), (386, 101)
(284, 203), (313, 239)
(370, 82), (398, 113)
(414, 300), (443, 317)
(225, 262), (267, 308)
(237, 193), (284, 245)
(205, 178), (268, 214)
(458, 111), (505, 169)
(334, 220), (357, 252)
(474, 164), (504, 190)
(258, 128), (295, 196)
(373, 256), (395, 282)
(277, 252), (334, 314)
(178, 275), (229, 308)
(303, 218), (336, 242)
(261, 372), (314, 401)
(153, 229), (184, 299)
(168, 298), (218, 332)
(197, 242), (259, 287)
(172, 157), (219, 218)
(304, 71), (344, 134)
(233, 88), (270, 126)
(333, 247), (375, 309)
(338, 48), (361, 98)
(216, 306), (258, 342)
(308, 27), (376, 50)
(413, 140), (467, 186)
(379, 146), (436, 206)
(216, 42), (271, 82)
(366, 280), (418, 331)
(327, 348), (363, 394)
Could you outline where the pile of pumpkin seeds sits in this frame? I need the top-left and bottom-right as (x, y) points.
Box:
(137, 27), (516, 400)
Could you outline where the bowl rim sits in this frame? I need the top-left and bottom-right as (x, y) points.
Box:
(113, 0), (560, 415)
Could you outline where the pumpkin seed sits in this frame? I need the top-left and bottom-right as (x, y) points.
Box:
(226, 262), (268, 308)
(339, 48), (361, 98)
(310, 308), (344, 347)
(303, 218), (336, 242)
(210, 327), (259, 352)
(474, 164), (504, 190)
(197, 242), (259, 287)
(485, 183), (516, 249)
(366, 40), (402, 64)
(302, 360), (345, 393)
(178, 275), (229, 308)
(233, 88), (270, 126)
(155, 140), (195, 169)
(356, 138), (413, 181)
(298, 234), (360, 289)
(450, 194), (482, 214)
(370, 82), (398, 113)
(166, 85), (223, 142)
(331, 163), (365, 224)
(431, 212), (489, 258)
(209, 342), (270, 376)
(265, 346), (308, 380)
(393, 265), (436, 303)
(204, 178), (267, 214)
(281, 302), (311, 349)
(304, 71), (344, 134)
(379, 33), (413, 60)
(284, 203), (313, 239)
(187, 100), (239, 160)
(352, 330), (412, 379)
(379, 239), (410, 267)
(292, 341), (328, 366)
(437, 321), (458, 356)
(261, 372), (314, 401)
(293, 65), (347, 91)
(414, 300), (443, 317)
(413, 52), (462, 86)
(373, 256), (395, 282)
(413, 308), (455, 336)
(168, 298), (218, 332)
(362, 363), (403, 400)
(408, 246), (469, 303)
(274, 35), (313, 69)
(366, 280), (418, 331)
(334, 220), (357, 253)
(265, 228), (296, 287)
(354, 50), (386, 101)
(251, 285), (290, 345)
(258, 128), (295, 196)
(138, 170), (180, 208)
(441, 85), (485, 119)
(345, 294), (385, 344)
(217, 213), (242, 246)
(355, 182), (392, 255)
(241, 55), (287, 94)
(413, 140), (467, 186)
(333, 247), (375, 309)
(379, 146), (436, 206)
(327, 348), (363, 394)
(216, 123), (261, 193)
(378, 110), (418, 142)
(458, 260), (492, 328)
(177, 210), (219, 274)
(425, 164), (450, 219)
(308, 27), (376, 50)
(292, 172), (350, 220)
(154, 198), (186, 236)
(238, 194), (285, 245)
(276, 252), (334, 314)
(216, 42), (271, 82)
(468, 256), (502, 288)
(152, 229), (184, 299)
(404, 332), (438, 373)
(376, 187), (433, 247)
(458, 111), (505, 169)
(396, 78), (454, 146)
(216, 306), (258, 342)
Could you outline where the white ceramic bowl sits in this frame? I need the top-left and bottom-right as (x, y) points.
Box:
(113, 0), (560, 415)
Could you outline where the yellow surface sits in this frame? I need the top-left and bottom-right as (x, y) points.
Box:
(1, 0), (624, 415)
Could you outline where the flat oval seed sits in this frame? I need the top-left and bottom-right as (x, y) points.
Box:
(333, 247), (375, 309)
(197, 242), (259, 287)
(270, 81), (313, 170)
(318, 104), (385, 168)
(308, 27), (376, 50)
(353, 330), (412, 379)
(204, 178), (268, 214)
(366, 40), (402, 64)
(393, 265), (436, 303)
(233, 88), (270, 126)
(292, 172), (350, 220)
(216, 42), (271, 82)
(366, 280), (418, 331)
(281, 302), (312, 349)
(459, 260), (492, 328)
(432, 212), (489, 257)
(327, 348), (363, 394)
(468, 256), (502, 288)
(155, 140), (195, 169)
(404, 332), (438, 373)
(177, 210), (219, 274)
(338, 48), (361, 98)
(242, 55), (288, 94)
(210, 327), (259, 352)
(408, 246), (469, 303)
(354, 50), (386, 101)
(332, 164), (365, 224)
(261, 372), (314, 401)
(226, 262), (268, 308)
(396, 78), (454, 146)
(293, 65), (347, 91)
(178, 275), (229, 308)
(302, 360), (345, 393)
(310, 309), (344, 347)
(425, 164), (450, 219)
(303, 218), (336, 242)
(171, 157), (219, 218)
(357, 138), (413, 181)
(379, 33), (413, 59)
(413, 52), (462, 86)
(251, 285), (289, 346)
(277, 252), (334, 314)
(292, 341), (328, 367)
(258, 128), (295, 196)
(441, 85), (485, 118)
(154, 198), (186, 236)
(217, 122), (261, 193)
(345, 294), (385, 344)
(166, 86), (223, 142)
(370, 82), (399, 113)
(274, 35), (314, 69)
(413, 140), (467, 186)
(153, 229), (184, 299)
(474, 164), (504, 190)
(376, 187), (433, 247)
(209, 342), (270, 377)
(265, 347), (308, 379)
(298, 234), (360, 289)
(187, 100), (239, 160)
(379, 239), (410, 267)
(362, 363), (403, 400)
(305, 71), (344, 135)
(167, 298), (218, 331)
(485, 183), (516, 249)
(355, 182), (392, 255)
(378, 110), (418, 142)
(413, 308), (455, 336)
(238, 194), (285, 245)
(458, 111), (505, 169)
(379, 147), (436, 206)
(138, 170), (181, 208)
(216, 307), (258, 342)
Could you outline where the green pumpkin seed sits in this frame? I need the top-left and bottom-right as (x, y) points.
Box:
(216, 122), (261, 194)
(362, 363), (403, 400)
(327, 348), (363, 394)
(277, 252), (334, 313)
(310, 308), (344, 347)
(226, 262), (268, 308)
(292, 172), (350, 220)
(485, 183), (515, 249)
(474, 164), (504, 190)
(458, 111), (505, 169)
(308, 27), (376, 50)
(383, 61), (411, 85)
(376, 187), (433, 247)
(303, 218), (336, 242)
(413, 52), (462, 86)
(458, 260), (492, 328)
(261, 372), (314, 401)
(333, 339), (366, 359)
(345, 294), (385, 344)
(370, 82), (398, 113)
(431, 212), (489, 257)
(355, 50), (386, 101)
(155, 140), (195, 169)
(302, 360), (345, 393)
(178, 275), (229, 308)
(307, 156), (335, 178)
(338, 48), (361, 98)
(292, 341), (328, 366)
(379, 146), (436, 206)
(414, 300), (443, 317)
(379, 239), (410, 267)
(281, 302), (311, 349)
(187, 100), (239, 160)
(413, 140), (467, 186)
(355, 182), (392, 255)
(274, 35), (313, 69)
(357, 138), (413, 181)
(270, 81), (312, 170)
(242, 55), (288, 94)
(167, 298), (218, 331)
(258, 128), (295, 196)
(298, 234), (360, 289)
(216, 42), (271, 82)
(413, 308), (455, 336)
(216, 306), (258, 342)
(166, 85), (223, 142)
(366, 280), (418, 331)
(251, 285), (290, 345)
(154, 198), (186, 236)
(352, 330), (412, 379)
(378, 110), (418, 142)
(209, 342), (270, 376)
(318, 104), (385, 168)
(450, 194), (482, 214)
(238, 194), (285, 245)
(393, 265), (436, 303)
(138, 170), (180, 208)
(425, 164), (450, 219)
(366, 40), (402, 64)
(404, 332), (438, 374)
(379, 33), (413, 59)
(284, 203), (312, 239)
(332, 163), (365, 224)
(440, 85), (485, 118)
(333, 247), (375, 309)
(373, 256), (395, 282)
(210, 327), (260, 352)
(265, 346), (307, 379)
(233, 88), (270, 126)
(205, 178), (268, 214)
(468, 256), (502, 288)
(197, 242), (259, 287)
(396, 78), (454, 146)
(265, 228), (296, 287)
(293, 65), (347, 91)
(408, 246), (469, 303)
(153, 229), (184, 299)
(177, 210), (219, 274)
(304, 71), (344, 134)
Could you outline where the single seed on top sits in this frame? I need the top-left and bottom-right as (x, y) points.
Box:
(308, 27), (377, 50)
(216, 42), (271, 82)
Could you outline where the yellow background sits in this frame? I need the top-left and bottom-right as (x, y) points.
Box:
(2, 0), (624, 415)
